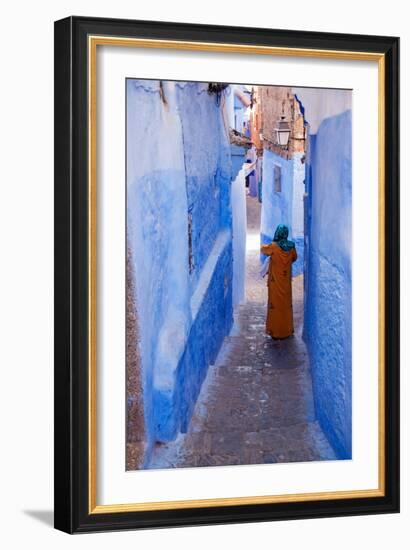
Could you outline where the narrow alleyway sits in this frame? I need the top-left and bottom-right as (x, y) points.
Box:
(149, 195), (335, 468)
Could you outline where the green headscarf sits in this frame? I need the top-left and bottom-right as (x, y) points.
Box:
(273, 224), (295, 252)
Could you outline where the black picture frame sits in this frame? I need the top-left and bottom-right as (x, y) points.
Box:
(54, 15), (400, 534)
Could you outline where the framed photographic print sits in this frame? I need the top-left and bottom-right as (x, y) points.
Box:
(54, 16), (400, 533)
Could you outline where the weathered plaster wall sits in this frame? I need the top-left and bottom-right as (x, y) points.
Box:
(231, 144), (247, 181)
(127, 80), (234, 461)
(260, 86), (305, 156)
(224, 86), (235, 129)
(234, 86), (250, 132)
(177, 231), (233, 433)
(293, 87), (352, 134)
(126, 245), (145, 470)
(231, 165), (247, 307)
(300, 89), (352, 459)
(177, 82), (233, 286)
(260, 149), (305, 276)
(249, 86), (263, 152)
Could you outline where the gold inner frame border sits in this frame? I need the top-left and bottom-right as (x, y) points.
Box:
(87, 35), (386, 514)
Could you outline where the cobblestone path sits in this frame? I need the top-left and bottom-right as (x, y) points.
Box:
(149, 195), (336, 468)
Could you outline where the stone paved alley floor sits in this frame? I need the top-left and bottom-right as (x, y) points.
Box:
(149, 195), (336, 468)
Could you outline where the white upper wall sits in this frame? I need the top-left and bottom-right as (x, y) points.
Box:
(225, 85), (235, 129)
(293, 88), (352, 134)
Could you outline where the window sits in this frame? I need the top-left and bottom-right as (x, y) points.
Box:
(274, 165), (282, 192)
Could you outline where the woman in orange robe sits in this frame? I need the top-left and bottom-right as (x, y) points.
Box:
(260, 224), (297, 339)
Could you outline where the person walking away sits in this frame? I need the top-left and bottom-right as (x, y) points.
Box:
(260, 224), (297, 339)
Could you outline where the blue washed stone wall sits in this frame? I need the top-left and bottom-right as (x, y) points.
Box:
(292, 236), (304, 276)
(176, 83), (233, 287)
(304, 110), (352, 459)
(303, 134), (316, 338)
(171, 236), (232, 436)
(153, 231), (233, 441)
(260, 149), (304, 275)
(127, 80), (234, 457)
(231, 145), (247, 180)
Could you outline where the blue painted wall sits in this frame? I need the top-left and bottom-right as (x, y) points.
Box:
(260, 149), (305, 275)
(303, 110), (352, 459)
(173, 233), (233, 434)
(234, 87), (249, 132)
(176, 83), (233, 287)
(127, 80), (234, 461)
(231, 145), (247, 180)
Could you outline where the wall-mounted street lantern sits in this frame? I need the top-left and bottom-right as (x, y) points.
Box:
(275, 115), (291, 147)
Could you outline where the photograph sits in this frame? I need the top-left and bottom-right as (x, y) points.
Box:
(53, 15), (399, 532)
(126, 79), (352, 471)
